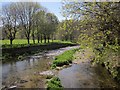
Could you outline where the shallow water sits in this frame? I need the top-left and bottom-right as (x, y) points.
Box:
(2, 46), (79, 88)
(58, 61), (120, 88)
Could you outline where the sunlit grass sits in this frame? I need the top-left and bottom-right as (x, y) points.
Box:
(1, 39), (74, 45)
(1, 39), (75, 49)
(51, 48), (78, 69)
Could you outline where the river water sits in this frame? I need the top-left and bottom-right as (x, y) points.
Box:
(2, 46), (79, 88)
(59, 63), (120, 88)
(2, 46), (120, 89)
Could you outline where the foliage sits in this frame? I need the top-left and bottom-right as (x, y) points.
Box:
(62, 2), (120, 46)
(94, 45), (120, 82)
(62, 1), (120, 81)
(57, 19), (80, 42)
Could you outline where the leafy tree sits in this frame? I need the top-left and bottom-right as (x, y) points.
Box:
(57, 19), (80, 42)
(62, 1), (120, 46)
(45, 13), (59, 43)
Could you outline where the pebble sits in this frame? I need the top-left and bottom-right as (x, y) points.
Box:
(9, 85), (17, 89)
(56, 67), (62, 70)
(39, 70), (54, 76)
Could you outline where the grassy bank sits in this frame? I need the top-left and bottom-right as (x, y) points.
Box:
(94, 45), (120, 83)
(51, 48), (79, 69)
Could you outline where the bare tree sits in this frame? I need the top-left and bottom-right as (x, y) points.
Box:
(16, 2), (40, 44)
(2, 3), (18, 46)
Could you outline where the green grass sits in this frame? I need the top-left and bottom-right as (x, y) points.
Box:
(1, 39), (74, 45)
(51, 48), (78, 69)
(47, 77), (63, 90)
(1, 39), (53, 45)
(1, 39), (75, 48)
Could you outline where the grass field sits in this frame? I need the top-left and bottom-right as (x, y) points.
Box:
(1, 39), (73, 45)
(0, 39), (75, 49)
(1, 39), (37, 45)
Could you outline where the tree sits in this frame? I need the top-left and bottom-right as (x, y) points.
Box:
(62, 1), (120, 46)
(2, 3), (18, 46)
(31, 4), (45, 44)
(45, 13), (59, 43)
(16, 2), (40, 44)
(34, 10), (46, 43)
(57, 19), (79, 42)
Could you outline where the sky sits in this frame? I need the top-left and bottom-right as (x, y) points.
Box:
(0, 0), (65, 21)
(40, 2), (65, 21)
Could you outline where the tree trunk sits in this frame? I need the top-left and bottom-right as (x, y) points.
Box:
(33, 38), (35, 44)
(37, 36), (40, 43)
(40, 34), (42, 43)
(32, 35), (35, 44)
(10, 39), (13, 47)
(48, 36), (50, 43)
(44, 34), (46, 43)
(27, 38), (30, 44)
(52, 34), (54, 42)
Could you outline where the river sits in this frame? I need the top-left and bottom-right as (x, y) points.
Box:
(1, 46), (119, 89)
(2, 46), (79, 88)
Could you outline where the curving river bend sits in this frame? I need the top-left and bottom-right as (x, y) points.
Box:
(2, 46), (120, 88)
(2, 46), (79, 88)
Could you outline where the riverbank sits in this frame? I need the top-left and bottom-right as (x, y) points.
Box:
(2, 42), (78, 63)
